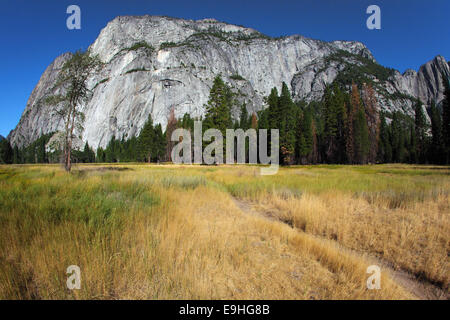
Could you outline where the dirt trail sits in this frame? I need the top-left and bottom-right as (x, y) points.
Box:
(231, 196), (448, 300)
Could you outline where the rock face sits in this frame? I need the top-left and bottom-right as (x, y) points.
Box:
(8, 15), (450, 149)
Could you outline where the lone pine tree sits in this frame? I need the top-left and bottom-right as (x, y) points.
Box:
(45, 50), (102, 171)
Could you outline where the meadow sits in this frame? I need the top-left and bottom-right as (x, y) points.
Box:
(0, 163), (448, 299)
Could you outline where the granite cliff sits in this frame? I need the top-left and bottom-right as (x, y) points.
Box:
(8, 15), (450, 149)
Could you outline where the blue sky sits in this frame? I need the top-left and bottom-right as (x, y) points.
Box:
(0, 0), (449, 137)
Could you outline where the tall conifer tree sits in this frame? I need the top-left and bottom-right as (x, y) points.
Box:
(442, 73), (450, 163)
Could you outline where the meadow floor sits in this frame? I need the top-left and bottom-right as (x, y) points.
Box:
(0, 163), (448, 299)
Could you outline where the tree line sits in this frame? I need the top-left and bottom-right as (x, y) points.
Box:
(1, 74), (449, 165)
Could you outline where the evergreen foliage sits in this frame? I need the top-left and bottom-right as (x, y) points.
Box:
(45, 50), (102, 171)
(0, 139), (13, 164)
(9, 73), (447, 166)
(414, 101), (428, 163)
(297, 109), (314, 164)
(138, 115), (156, 163)
(442, 73), (450, 163)
(203, 75), (233, 135)
(430, 102), (444, 164)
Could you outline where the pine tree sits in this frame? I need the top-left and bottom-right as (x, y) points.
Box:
(362, 83), (380, 163)
(346, 88), (356, 164)
(105, 136), (118, 163)
(348, 82), (368, 164)
(430, 102), (444, 164)
(414, 101), (427, 163)
(335, 86), (348, 163)
(267, 87), (280, 130)
(13, 145), (20, 164)
(36, 138), (47, 163)
(263, 87), (280, 163)
(311, 119), (319, 164)
(353, 106), (370, 164)
(154, 124), (166, 162)
(278, 82), (297, 164)
(81, 142), (95, 163)
(82, 142), (89, 163)
(138, 115), (156, 163)
(409, 124), (417, 163)
(324, 83), (347, 163)
(323, 86), (338, 162)
(298, 110), (313, 164)
(96, 147), (105, 163)
(203, 75), (233, 160)
(442, 73), (450, 164)
(262, 83), (298, 165)
(391, 112), (407, 163)
(0, 139), (13, 164)
(239, 103), (250, 130)
(257, 109), (269, 130)
(44, 50), (102, 171)
(204, 75), (233, 135)
(124, 136), (139, 162)
(378, 113), (392, 163)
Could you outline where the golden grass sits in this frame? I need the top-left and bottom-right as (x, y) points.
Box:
(1, 163), (447, 299)
(209, 165), (450, 290)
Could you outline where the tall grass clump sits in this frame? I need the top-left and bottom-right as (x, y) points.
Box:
(161, 175), (206, 189)
(0, 165), (163, 299)
(214, 165), (449, 290)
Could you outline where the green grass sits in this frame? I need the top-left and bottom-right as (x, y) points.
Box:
(209, 164), (450, 205)
(0, 167), (159, 228)
(161, 175), (207, 189)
